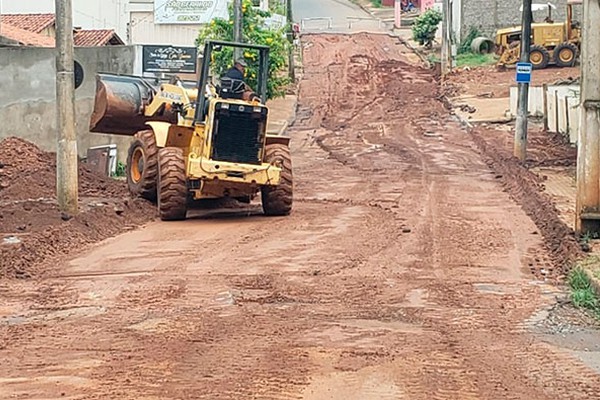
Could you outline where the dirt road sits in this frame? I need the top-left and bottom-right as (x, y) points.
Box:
(2, 33), (600, 399)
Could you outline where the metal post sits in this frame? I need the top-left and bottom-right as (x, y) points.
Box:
(576, 0), (600, 233)
(514, 0), (532, 161)
(55, 0), (79, 214)
(233, 0), (243, 59)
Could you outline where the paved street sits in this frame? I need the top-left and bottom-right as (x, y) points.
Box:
(293, 0), (385, 32)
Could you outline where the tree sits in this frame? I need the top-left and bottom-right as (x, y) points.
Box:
(412, 8), (443, 48)
(197, 0), (290, 99)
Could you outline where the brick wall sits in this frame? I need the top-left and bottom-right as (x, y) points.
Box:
(459, 0), (580, 41)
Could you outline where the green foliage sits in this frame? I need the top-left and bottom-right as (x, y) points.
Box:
(412, 8), (443, 47)
(459, 27), (481, 55)
(112, 161), (126, 178)
(269, 0), (286, 15)
(371, 0), (382, 7)
(456, 53), (497, 67)
(197, 0), (290, 99)
(569, 267), (600, 316)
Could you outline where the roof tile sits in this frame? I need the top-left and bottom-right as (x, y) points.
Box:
(74, 29), (124, 47)
(0, 24), (55, 47)
(1, 14), (56, 34)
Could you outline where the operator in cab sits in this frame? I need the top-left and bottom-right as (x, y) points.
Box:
(224, 59), (247, 81)
(220, 59), (260, 102)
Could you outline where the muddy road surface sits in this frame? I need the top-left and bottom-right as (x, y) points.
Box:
(2, 34), (600, 399)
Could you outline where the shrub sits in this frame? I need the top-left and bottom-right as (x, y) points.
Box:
(412, 8), (443, 48)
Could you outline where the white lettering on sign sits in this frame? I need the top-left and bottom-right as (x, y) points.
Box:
(516, 64), (532, 74)
(154, 0), (229, 24)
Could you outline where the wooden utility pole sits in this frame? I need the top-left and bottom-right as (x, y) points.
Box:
(514, 0), (533, 161)
(286, 0), (295, 81)
(233, 0), (243, 59)
(576, 0), (600, 233)
(55, 0), (79, 214)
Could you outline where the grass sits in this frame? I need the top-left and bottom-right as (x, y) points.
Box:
(370, 0), (382, 7)
(456, 53), (497, 68)
(568, 265), (600, 317)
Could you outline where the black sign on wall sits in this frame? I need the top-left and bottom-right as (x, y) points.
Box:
(142, 45), (198, 74)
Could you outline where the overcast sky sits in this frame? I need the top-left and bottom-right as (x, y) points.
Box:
(1, 0), (56, 14)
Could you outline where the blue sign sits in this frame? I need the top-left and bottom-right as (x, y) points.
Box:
(516, 62), (533, 83)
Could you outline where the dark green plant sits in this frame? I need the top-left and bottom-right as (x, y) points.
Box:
(197, 0), (290, 99)
(412, 8), (443, 48)
(569, 267), (600, 316)
(459, 27), (481, 54)
(112, 161), (126, 178)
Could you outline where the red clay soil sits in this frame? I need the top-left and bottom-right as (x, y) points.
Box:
(0, 137), (155, 279)
(447, 65), (580, 98)
(470, 125), (581, 276)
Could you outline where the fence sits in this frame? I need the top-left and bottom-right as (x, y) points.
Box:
(509, 84), (580, 144)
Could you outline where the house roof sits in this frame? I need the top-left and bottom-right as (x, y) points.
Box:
(74, 29), (125, 47)
(0, 24), (55, 47)
(1, 13), (56, 34)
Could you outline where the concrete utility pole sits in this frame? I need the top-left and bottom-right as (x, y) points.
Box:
(514, 0), (533, 161)
(394, 0), (401, 29)
(233, 0), (243, 59)
(55, 0), (79, 214)
(576, 0), (600, 233)
(441, 0), (451, 76)
(286, 0), (295, 81)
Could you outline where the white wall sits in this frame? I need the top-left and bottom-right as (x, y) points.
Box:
(509, 84), (581, 144)
(129, 5), (202, 46)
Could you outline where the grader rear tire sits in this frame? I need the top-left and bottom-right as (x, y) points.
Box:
(157, 147), (188, 221)
(262, 144), (293, 216)
(127, 130), (158, 201)
(530, 45), (550, 69)
(554, 42), (578, 68)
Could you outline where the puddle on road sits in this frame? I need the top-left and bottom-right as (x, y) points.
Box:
(303, 366), (405, 400)
(1, 306), (106, 326)
(472, 283), (524, 295)
(402, 288), (428, 307)
(301, 319), (423, 348)
(129, 317), (171, 333)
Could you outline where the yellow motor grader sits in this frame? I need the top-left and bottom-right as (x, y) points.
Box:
(90, 40), (292, 221)
(496, 0), (581, 69)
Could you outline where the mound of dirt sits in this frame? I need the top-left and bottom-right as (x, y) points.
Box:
(0, 137), (128, 200)
(0, 137), (156, 279)
(471, 127), (582, 277)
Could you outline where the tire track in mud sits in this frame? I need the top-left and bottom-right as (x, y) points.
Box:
(2, 33), (600, 400)
(289, 33), (600, 399)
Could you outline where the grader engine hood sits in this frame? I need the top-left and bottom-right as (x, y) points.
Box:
(89, 74), (173, 136)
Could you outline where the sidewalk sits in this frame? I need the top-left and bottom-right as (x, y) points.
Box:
(266, 95), (297, 135)
(352, 0), (420, 26)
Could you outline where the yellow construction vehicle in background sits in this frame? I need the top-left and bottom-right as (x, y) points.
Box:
(496, 0), (581, 69)
(90, 40), (292, 221)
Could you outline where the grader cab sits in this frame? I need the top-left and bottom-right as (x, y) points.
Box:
(90, 40), (293, 221)
(496, 0), (582, 69)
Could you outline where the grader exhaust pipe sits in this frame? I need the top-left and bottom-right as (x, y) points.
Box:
(89, 74), (174, 136)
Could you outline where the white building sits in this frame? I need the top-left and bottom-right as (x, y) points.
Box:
(1, 0), (271, 46)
